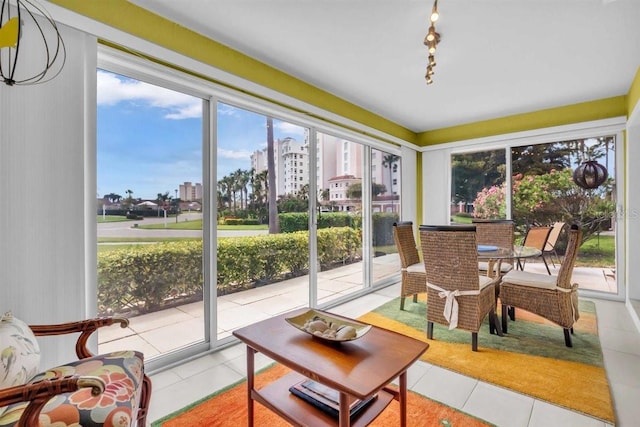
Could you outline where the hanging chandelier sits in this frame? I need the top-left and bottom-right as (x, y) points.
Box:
(0, 0), (66, 86)
(423, 0), (440, 85)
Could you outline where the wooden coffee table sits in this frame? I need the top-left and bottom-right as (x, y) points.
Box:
(233, 308), (429, 427)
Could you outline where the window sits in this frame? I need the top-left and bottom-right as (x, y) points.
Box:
(97, 69), (205, 360)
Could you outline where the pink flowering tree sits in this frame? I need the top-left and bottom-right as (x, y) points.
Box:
(473, 168), (615, 244)
(473, 184), (506, 219)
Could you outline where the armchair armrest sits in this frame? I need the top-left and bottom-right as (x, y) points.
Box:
(29, 317), (129, 359)
(0, 375), (105, 427)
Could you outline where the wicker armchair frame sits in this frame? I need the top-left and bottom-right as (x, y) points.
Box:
(419, 225), (500, 351)
(0, 317), (152, 426)
(393, 221), (427, 310)
(499, 225), (582, 347)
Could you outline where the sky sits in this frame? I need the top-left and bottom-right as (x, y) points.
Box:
(97, 70), (305, 200)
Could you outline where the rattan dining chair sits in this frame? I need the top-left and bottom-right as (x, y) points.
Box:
(499, 224), (582, 347)
(419, 225), (501, 351)
(472, 219), (515, 277)
(517, 225), (553, 274)
(393, 222), (427, 310)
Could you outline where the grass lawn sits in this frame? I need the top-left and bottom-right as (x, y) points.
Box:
(137, 219), (268, 231)
(97, 215), (134, 223)
(97, 237), (201, 253)
(577, 235), (615, 267)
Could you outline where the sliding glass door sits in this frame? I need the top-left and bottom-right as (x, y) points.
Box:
(95, 53), (406, 366)
(96, 69), (206, 358)
(215, 102), (311, 339)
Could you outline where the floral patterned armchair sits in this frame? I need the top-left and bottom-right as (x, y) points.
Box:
(0, 313), (151, 426)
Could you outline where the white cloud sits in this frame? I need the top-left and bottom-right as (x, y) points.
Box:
(97, 70), (202, 120)
(218, 147), (254, 159)
(274, 121), (305, 137)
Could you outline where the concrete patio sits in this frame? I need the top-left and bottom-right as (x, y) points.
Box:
(97, 255), (616, 359)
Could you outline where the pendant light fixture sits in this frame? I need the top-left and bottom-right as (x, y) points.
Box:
(0, 0), (66, 86)
(424, 0), (441, 85)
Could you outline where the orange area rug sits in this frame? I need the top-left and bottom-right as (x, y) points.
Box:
(152, 363), (494, 426)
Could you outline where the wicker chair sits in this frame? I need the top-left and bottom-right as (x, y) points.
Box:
(499, 224), (582, 347)
(517, 225), (553, 274)
(393, 221), (427, 310)
(544, 221), (566, 267)
(471, 219), (515, 277)
(419, 225), (500, 351)
(0, 316), (152, 426)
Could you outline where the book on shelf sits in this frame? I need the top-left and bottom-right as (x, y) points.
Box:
(289, 379), (377, 419)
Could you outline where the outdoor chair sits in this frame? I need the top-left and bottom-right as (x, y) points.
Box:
(544, 221), (566, 267)
(471, 219), (515, 277)
(393, 221), (427, 310)
(0, 314), (152, 426)
(419, 225), (501, 351)
(517, 225), (553, 274)
(499, 224), (582, 347)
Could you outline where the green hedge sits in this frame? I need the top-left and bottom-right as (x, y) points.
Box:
(98, 227), (361, 315)
(278, 212), (397, 246)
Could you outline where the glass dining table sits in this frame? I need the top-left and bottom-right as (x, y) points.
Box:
(477, 244), (543, 279)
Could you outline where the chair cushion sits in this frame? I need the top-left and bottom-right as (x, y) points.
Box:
(477, 261), (513, 273)
(406, 262), (425, 273)
(478, 275), (497, 290)
(501, 270), (558, 289)
(0, 313), (40, 389)
(0, 350), (144, 427)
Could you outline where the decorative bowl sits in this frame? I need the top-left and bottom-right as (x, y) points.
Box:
(285, 309), (372, 342)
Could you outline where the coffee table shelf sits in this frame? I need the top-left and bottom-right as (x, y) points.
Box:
(254, 371), (395, 427)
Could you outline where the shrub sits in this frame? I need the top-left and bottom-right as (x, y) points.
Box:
(98, 227), (361, 315)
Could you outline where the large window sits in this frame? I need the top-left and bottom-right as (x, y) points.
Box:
(95, 52), (406, 367)
(449, 135), (618, 295)
(96, 69), (206, 358)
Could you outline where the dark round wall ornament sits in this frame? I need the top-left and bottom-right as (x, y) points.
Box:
(572, 161), (608, 189)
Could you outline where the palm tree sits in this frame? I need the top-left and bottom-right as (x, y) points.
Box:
(382, 154), (400, 212)
(266, 117), (279, 234)
(125, 189), (134, 209)
(221, 176), (234, 211)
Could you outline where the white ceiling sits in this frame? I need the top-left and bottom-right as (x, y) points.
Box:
(130, 0), (640, 133)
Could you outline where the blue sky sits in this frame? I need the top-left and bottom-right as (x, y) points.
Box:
(97, 70), (305, 200)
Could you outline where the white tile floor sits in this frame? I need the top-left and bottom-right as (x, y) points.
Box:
(146, 282), (640, 426)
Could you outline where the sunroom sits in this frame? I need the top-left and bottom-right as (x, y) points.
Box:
(1, 1), (639, 426)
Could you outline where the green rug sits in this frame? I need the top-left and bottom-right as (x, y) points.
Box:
(358, 297), (615, 424)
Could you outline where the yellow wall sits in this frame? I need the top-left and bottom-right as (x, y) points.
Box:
(50, 0), (416, 143)
(416, 96), (628, 146)
(628, 67), (640, 119)
(52, 0), (637, 147)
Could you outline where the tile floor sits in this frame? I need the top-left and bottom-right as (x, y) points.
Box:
(146, 282), (640, 427)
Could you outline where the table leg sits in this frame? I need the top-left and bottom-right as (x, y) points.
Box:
(339, 392), (351, 427)
(246, 346), (256, 427)
(399, 371), (407, 427)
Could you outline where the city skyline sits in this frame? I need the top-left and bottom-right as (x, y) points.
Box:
(97, 70), (305, 200)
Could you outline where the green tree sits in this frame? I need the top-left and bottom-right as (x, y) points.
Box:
(451, 151), (505, 205)
(346, 182), (386, 199)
